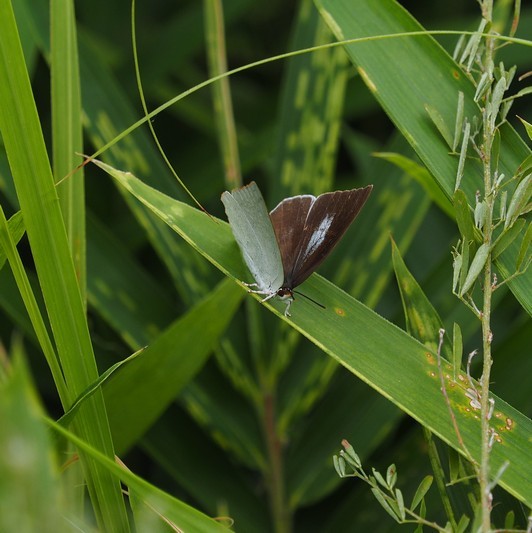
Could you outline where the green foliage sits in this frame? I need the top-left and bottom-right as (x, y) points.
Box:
(0, 0), (530, 531)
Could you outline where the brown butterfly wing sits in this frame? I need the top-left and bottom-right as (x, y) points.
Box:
(269, 195), (314, 283)
(271, 186), (372, 289)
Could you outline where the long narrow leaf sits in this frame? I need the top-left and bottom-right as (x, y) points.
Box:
(95, 159), (532, 506)
(392, 239), (451, 357)
(0, 1), (129, 528)
(0, 207), (67, 401)
(51, 0), (86, 300)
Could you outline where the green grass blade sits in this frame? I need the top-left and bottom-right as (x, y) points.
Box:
(0, 2), (129, 529)
(51, 0), (86, 301)
(0, 211), (24, 269)
(58, 347), (145, 429)
(96, 159), (532, 506)
(0, 207), (67, 401)
(392, 239), (451, 357)
(204, 0), (242, 189)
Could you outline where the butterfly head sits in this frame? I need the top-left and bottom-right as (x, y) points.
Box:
(276, 287), (294, 317)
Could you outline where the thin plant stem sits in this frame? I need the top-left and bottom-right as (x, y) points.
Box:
(435, 329), (474, 463)
(204, 0), (242, 190)
(261, 391), (291, 533)
(479, 163), (494, 533)
(479, 2), (496, 529)
(423, 426), (458, 530)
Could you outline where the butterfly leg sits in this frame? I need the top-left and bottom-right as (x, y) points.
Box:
(259, 292), (277, 303)
(242, 281), (274, 297)
(246, 287), (273, 296)
(244, 283), (279, 299)
(283, 297), (293, 317)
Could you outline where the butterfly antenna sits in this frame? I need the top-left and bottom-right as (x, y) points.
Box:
(293, 290), (326, 310)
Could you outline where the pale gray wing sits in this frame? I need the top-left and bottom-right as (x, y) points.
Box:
(221, 182), (284, 292)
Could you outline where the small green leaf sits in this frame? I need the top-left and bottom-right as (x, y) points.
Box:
(473, 71), (491, 103)
(395, 488), (405, 521)
(57, 347), (145, 428)
(419, 497), (427, 519)
(514, 86), (532, 99)
(460, 18), (487, 70)
(452, 247), (462, 293)
(452, 91), (464, 151)
(455, 121), (470, 191)
(474, 200), (487, 230)
(492, 218), (526, 260)
(372, 468), (388, 489)
(371, 488), (400, 522)
(459, 238), (471, 295)
(452, 34), (466, 61)
(456, 515), (470, 533)
(425, 103), (453, 148)
(500, 99), (513, 122)
(504, 510), (515, 530)
(460, 243), (490, 296)
(453, 190), (476, 242)
(333, 455), (345, 477)
(505, 174), (532, 230)
(491, 129), (500, 173)
(386, 464), (397, 489)
(411, 475), (433, 511)
(518, 116), (532, 141)
(448, 449), (460, 483)
(488, 76), (507, 130)
(504, 64), (517, 87)
(342, 440), (361, 470)
(516, 154), (532, 180)
(499, 189), (507, 220)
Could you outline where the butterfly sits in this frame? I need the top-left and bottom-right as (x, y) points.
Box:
(222, 182), (372, 316)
